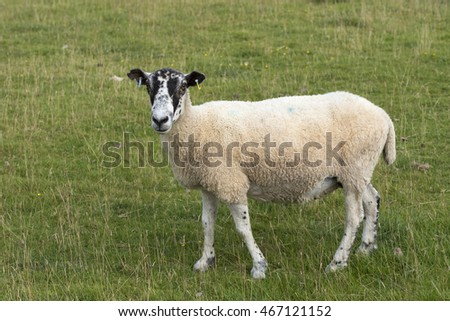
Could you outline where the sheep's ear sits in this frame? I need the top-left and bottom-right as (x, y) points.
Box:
(127, 68), (150, 85)
(185, 71), (206, 87)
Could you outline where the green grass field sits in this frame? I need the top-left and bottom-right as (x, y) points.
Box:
(1, 0), (449, 300)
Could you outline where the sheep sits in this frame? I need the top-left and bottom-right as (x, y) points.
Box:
(127, 67), (396, 279)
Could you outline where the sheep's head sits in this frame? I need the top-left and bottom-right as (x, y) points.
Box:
(128, 68), (205, 134)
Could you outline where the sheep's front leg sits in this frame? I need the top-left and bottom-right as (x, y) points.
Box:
(194, 190), (219, 272)
(229, 203), (267, 279)
(326, 189), (364, 272)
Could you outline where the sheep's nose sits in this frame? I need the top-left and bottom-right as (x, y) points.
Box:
(152, 116), (169, 127)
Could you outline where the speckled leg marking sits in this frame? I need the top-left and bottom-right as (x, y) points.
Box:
(194, 190), (219, 272)
(357, 184), (380, 255)
(229, 203), (267, 279)
(326, 188), (364, 272)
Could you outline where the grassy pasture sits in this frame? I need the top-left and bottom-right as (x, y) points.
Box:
(1, 0), (449, 300)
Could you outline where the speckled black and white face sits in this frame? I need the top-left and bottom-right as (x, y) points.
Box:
(128, 68), (205, 134)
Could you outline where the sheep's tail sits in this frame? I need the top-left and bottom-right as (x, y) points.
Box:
(383, 118), (396, 165)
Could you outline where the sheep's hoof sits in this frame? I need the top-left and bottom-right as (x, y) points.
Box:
(193, 257), (215, 272)
(325, 260), (347, 273)
(251, 260), (267, 279)
(356, 242), (378, 256)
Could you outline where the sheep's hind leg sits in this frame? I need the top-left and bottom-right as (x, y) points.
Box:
(357, 184), (380, 255)
(229, 203), (267, 279)
(326, 188), (364, 272)
(194, 190), (219, 272)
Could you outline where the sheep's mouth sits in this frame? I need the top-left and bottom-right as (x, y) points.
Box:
(151, 121), (172, 134)
(154, 127), (171, 134)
